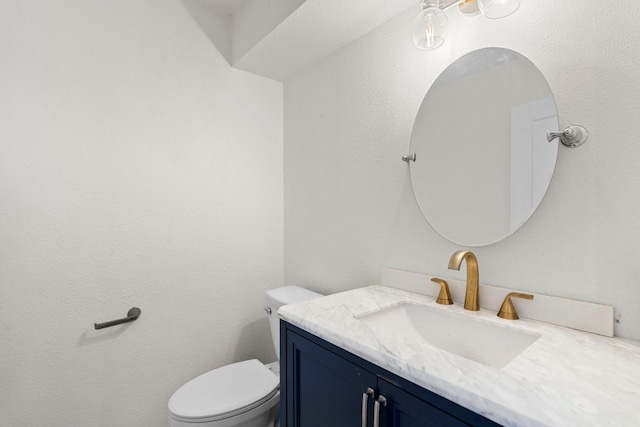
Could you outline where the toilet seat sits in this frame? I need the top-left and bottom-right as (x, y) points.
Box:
(168, 359), (279, 423)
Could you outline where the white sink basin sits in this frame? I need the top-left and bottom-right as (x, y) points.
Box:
(357, 302), (540, 368)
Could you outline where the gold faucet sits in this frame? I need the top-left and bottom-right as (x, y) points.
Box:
(448, 250), (479, 311)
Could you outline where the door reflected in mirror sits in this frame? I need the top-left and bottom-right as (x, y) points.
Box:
(409, 48), (558, 246)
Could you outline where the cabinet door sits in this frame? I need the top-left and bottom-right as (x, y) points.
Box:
(377, 378), (471, 427)
(284, 329), (377, 427)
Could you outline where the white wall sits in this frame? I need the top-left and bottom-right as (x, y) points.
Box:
(284, 0), (640, 340)
(0, 1), (283, 426)
(232, 0), (305, 63)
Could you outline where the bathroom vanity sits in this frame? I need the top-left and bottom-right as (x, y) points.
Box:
(278, 285), (640, 427)
(281, 322), (499, 426)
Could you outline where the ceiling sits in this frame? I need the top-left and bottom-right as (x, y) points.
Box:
(181, 0), (418, 81)
(203, 0), (246, 15)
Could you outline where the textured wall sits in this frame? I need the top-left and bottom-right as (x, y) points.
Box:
(0, 0), (283, 425)
(284, 0), (640, 340)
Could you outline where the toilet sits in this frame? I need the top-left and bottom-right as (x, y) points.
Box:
(168, 286), (322, 427)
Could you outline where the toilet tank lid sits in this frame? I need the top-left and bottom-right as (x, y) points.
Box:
(266, 286), (322, 309)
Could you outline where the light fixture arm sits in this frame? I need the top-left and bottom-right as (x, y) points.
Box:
(422, 0), (466, 11)
(438, 0), (468, 11)
(421, 0), (439, 9)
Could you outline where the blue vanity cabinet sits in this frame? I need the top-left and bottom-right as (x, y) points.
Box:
(280, 321), (502, 427)
(377, 377), (469, 427)
(281, 321), (377, 426)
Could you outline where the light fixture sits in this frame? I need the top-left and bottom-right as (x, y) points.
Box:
(412, 0), (448, 51)
(412, 0), (521, 50)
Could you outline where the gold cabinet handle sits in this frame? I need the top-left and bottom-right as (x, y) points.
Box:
(497, 292), (534, 320)
(431, 278), (453, 305)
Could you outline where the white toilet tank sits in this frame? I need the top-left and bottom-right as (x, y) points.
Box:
(265, 286), (321, 359)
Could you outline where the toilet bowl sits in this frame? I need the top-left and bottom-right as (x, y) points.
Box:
(168, 286), (322, 427)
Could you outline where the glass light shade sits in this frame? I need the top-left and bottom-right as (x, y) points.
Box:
(477, 0), (520, 19)
(458, 0), (481, 17)
(412, 5), (448, 50)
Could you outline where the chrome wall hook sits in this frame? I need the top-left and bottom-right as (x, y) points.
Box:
(547, 125), (589, 148)
(402, 153), (417, 163)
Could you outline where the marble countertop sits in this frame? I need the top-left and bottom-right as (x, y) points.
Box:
(278, 285), (640, 427)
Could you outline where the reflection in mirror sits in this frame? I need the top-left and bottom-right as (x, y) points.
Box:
(409, 48), (558, 246)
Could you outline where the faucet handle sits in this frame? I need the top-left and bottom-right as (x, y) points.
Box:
(497, 292), (534, 320)
(431, 278), (453, 305)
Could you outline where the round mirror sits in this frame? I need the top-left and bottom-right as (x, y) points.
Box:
(409, 48), (558, 246)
